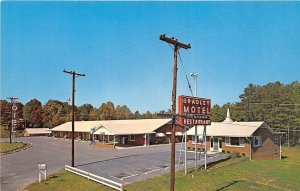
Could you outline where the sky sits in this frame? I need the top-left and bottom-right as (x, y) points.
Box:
(1, 1), (300, 113)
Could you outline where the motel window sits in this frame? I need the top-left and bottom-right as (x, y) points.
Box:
(230, 137), (240, 146)
(253, 136), (262, 147)
(225, 137), (244, 147)
(129, 134), (135, 141)
(192, 136), (202, 144)
(225, 137), (230, 145)
(192, 136), (196, 144)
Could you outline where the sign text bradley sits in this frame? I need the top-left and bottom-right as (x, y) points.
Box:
(178, 95), (211, 126)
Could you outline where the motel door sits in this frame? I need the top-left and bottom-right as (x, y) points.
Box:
(144, 134), (150, 146)
(213, 138), (219, 151)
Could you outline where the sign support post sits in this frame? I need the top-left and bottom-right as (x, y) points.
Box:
(194, 125), (198, 170)
(204, 125), (207, 170)
(184, 126), (187, 174)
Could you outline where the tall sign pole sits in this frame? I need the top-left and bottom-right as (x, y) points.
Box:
(6, 97), (18, 143)
(63, 70), (85, 167)
(190, 73), (198, 171)
(160, 34), (191, 191)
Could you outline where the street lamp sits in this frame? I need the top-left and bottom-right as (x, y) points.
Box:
(190, 73), (197, 96)
(190, 72), (199, 170)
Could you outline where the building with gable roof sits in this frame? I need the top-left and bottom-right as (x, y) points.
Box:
(23, 128), (51, 137)
(187, 109), (284, 160)
(49, 118), (184, 146)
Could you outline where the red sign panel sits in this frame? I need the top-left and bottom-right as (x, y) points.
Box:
(178, 95), (211, 126)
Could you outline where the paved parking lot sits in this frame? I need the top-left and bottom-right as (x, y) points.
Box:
(76, 148), (227, 185)
(1, 137), (228, 190)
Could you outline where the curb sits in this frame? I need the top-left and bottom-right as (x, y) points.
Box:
(0, 141), (33, 156)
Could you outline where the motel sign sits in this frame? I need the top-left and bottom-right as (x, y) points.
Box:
(178, 95), (211, 126)
(11, 98), (19, 132)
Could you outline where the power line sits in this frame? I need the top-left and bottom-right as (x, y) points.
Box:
(104, 4), (297, 66)
(178, 51), (193, 96)
(191, 12), (300, 47)
(89, 4), (255, 67)
(165, 3), (253, 38)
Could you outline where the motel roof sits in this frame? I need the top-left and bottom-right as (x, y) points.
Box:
(186, 121), (271, 137)
(187, 109), (277, 137)
(50, 119), (173, 135)
(23, 128), (51, 135)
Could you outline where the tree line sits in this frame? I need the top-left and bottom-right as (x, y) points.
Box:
(1, 81), (299, 131)
(210, 81), (300, 130)
(0, 99), (154, 129)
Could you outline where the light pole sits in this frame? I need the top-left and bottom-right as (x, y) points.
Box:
(190, 73), (198, 171)
(190, 73), (197, 96)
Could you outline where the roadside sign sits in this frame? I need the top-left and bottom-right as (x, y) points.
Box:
(178, 95), (211, 126)
(90, 126), (101, 134)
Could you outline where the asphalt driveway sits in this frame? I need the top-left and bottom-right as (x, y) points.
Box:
(1, 137), (227, 190)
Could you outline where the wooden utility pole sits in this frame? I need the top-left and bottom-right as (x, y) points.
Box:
(63, 70), (85, 167)
(160, 34), (191, 191)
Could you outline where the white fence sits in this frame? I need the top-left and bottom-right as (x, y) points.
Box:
(65, 165), (123, 191)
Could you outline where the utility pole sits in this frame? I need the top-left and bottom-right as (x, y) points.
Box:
(63, 70), (85, 167)
(6, 97), (18, 143)
(160, 34), (191, 191)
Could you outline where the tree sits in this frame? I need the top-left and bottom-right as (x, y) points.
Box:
(222, 81), (300, 133)
(78, 104), (93, 121)
(0, 100), (11, 129)
(23, 99), (43, 128)
(133, 111), (141, 119)
(89, 108), (99, 120)
(43, 100), (71, 127)
(115, 105), (132, 119)
(99, 101), (115, 120)
(230, 102), (246, 122)
(145, 111), (152, 119)
(0, 100), (23, 130)
(210, 104), (224, 122)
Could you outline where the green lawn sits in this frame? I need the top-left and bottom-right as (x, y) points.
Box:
(25, 170), (113, 191)
(0, 142), (28, 154)
(26, 147), (300, 191)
